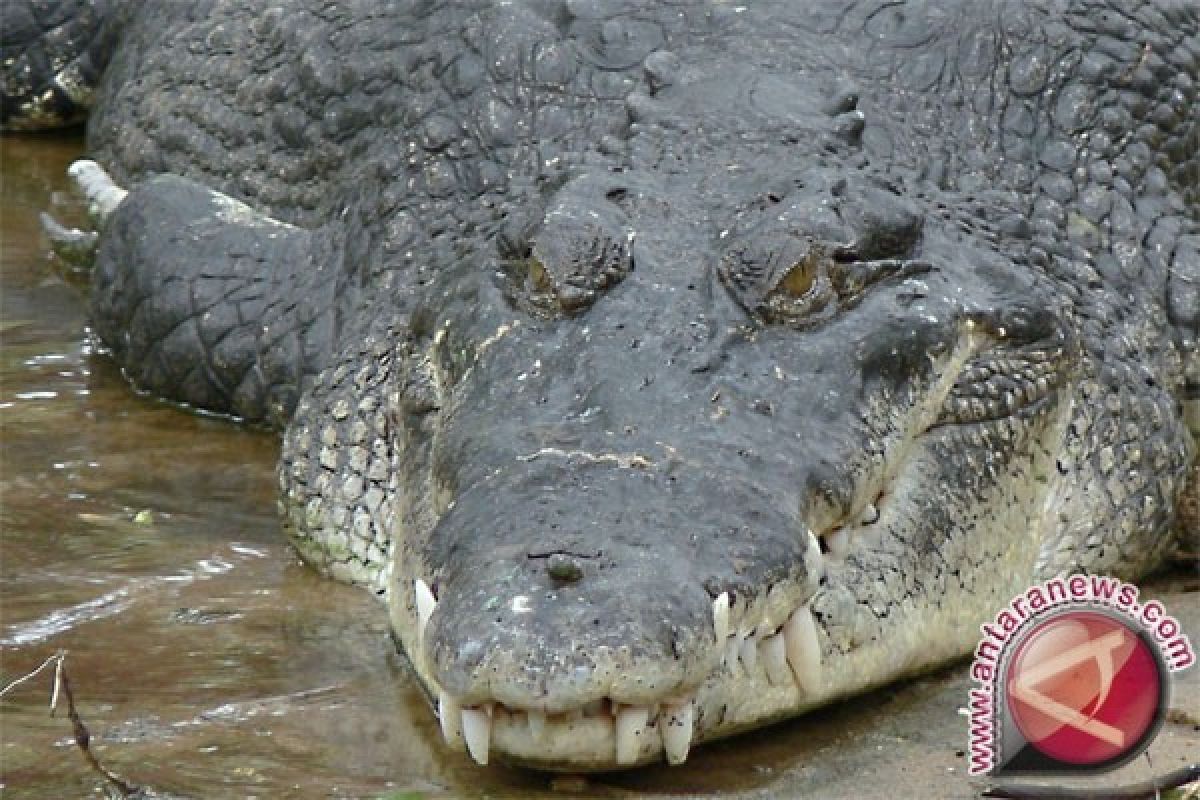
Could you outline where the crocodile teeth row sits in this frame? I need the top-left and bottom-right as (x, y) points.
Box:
(420, 580), (819, 766)
(720, 603), (824, 693)
(436, 697), (691, 767)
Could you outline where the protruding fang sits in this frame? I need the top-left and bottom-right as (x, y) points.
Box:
(615, 705), (650, 765)
(860, 502), (880, 525)
(461, 706), (492, 765)
(826, 527), (850, 557)
(659, 701), (694, 765)
(438, 690), (464, 748)
(783, 604), (822, 693)
(528, 710), (547, 742)
(415, 578), (437, 644)
(761, 633), (791, 686)
(738, 633), (759, 673)
(804, 527), (826, 578)
(712, 591), (731, 642)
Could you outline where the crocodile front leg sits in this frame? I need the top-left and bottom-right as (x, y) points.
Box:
(73, 160), (342, 428)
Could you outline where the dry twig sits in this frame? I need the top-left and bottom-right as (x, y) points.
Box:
(2, 651), (140, 797)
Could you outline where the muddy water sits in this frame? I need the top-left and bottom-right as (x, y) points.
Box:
(1, 135), (1196, 800)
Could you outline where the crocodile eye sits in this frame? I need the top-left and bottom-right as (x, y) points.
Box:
(718, 233), (836, 326)
(503, 221), (634, 317)
(718, 170), (931, 327)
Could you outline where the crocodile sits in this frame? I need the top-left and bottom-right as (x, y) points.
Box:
(5, 0), (1197, 772)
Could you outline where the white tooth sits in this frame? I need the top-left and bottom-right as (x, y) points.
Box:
(712, 592), (731, 642)
(659, 701), (694, 765)
(461, 707), (492, 765)
(860, 502), (880, 525)
(783, 604), (822, 694)
(528, 710), (547, 742)
(615, 705), (650, 765)
(739, 633), (759, 674)
(826, 527), (850, 557)
(805, 528), (826, 578)
(761, 633), (791, 686)
(723, 637), (740, 670)
(438, 690), (464, 748)
(415, 578), (437, 644)
(807, 527), (820, 551)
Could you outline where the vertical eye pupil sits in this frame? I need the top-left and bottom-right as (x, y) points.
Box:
(526, 258), (553, 292)
(779, 257), (817, 297)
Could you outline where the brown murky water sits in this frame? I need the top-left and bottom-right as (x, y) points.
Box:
(1, 135), (1196, 800)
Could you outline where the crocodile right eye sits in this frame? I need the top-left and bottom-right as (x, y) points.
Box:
(503, 221), (635, 317)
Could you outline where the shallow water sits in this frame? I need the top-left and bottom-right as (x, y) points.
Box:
(1, 135), (1196, 800)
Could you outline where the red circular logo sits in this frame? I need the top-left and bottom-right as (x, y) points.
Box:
(1005, 610), (1163, 768)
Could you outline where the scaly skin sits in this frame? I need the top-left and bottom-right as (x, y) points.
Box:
(10, 0), (1199, 771)
(0, 0), (116, 130)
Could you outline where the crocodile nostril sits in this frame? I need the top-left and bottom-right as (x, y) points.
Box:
(546, 554), (584, 585)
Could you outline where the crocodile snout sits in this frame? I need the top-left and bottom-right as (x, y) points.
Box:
(393, 459), (824, 767)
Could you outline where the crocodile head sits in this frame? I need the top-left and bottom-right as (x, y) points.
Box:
(281, 103), (1085, 767)
(357, 155), (1084, 767)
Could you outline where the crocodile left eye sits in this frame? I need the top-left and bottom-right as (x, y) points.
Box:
(719, 232), (837, 326)
(719, 169), (930, 327)
(777, 256), (819, 298)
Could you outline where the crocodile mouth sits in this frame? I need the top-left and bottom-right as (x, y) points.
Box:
(407, 573), (825, 768)
(388, 315), (1076, 770)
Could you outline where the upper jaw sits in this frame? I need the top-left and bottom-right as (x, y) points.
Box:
(414, 586), (830, 770)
